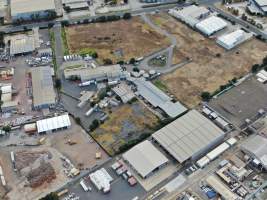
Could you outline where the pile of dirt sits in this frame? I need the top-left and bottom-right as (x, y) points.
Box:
(15, 150), (52, 171)
(26, 162), (56, 188)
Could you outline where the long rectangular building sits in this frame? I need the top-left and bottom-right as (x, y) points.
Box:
(31, 66), (56, 110)
(133, 78), (187, 118)
(195, 16), (227, 36)
(152, 110), (225, 163)
(64, 64), (124, 82)
(11, 0), (56, 21)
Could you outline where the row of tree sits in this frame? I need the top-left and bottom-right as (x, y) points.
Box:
(14, 10), (57, 25)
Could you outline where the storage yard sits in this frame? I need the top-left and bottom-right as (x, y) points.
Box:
(91, 102), (159, 155)
(149, 13), (267, 107)
(65, 17), (170, 63)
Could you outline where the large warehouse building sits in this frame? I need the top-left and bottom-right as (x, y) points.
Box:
(152, 110), (225, 163)
(241, 135), (267, 170)
(216, 30), (246, 50)
(11, 0), (56, 21)
(132, 78), (187, 118)
(31, 66), (56, 110)
(64, 64), (125, 82)
(195, 16), (227, 36)
(168, 5), (210, 27)
(123, 140), (169, 179)
(250, 0), (267, 15)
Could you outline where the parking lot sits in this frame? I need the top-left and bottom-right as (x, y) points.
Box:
(208, 75), (267, 128)
(61, 160), (146, 200)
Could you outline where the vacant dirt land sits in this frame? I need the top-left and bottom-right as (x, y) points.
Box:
(49, 117), (109, 169)
(91, 102), (158, 155)
(150, 13), (267, 108)
(66, 17), (170, 63)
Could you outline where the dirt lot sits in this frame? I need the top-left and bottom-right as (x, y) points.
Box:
(66, 17), (170, 63)
(150, 13), (267, 108)
(49, 117), (109, 169)
(91, 102), (158, 155)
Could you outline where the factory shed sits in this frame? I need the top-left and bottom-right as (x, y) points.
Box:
(206, 175), (239, 200)
(112, 83), (135, 103)
(152, 110), (225, 163)
(31, 66), (56, 110)
(217, 30), (246, 50)
(36, 114), (71, 134)
(11, 0), (56, 21)
(241, 135), (267, 169)
(251, 0), (267, 15)
(123, 140), (169, 179)
(168, 5), (210, 27)
(195, 16), (227, 36)
(64, 64), (124, 82)
(133, 78), (187, 118)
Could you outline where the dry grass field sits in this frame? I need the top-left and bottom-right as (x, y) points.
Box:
(91, 102), (158, 155)
(150, 13), (267, 108)
(66, 17), (170, 63)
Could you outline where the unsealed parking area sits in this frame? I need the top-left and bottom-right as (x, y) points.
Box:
(208, 76), (267, 128)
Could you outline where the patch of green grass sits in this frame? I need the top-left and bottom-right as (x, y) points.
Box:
(61, 27), (69, 56)
(153, 79), (168, 92)
(49, 29), (58, 74)
(78, 48), (98, 58)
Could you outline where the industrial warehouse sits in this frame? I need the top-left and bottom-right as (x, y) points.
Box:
(123, 140), (169, 179)
(152, 110), (225, 163)
(63, 64), (125, 82)
(241, 135), (267, 170)
(132, 78), (187, 118)
(5, 28), (40, 56)
(195, 16), (227, 36)
(10, 0), (56, 21)
(31, 66), (56, 110)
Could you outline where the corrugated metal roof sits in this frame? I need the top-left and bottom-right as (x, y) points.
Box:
(217, 30), (245, 50)
(11, 0), (55, 15)
(196, 16), (227, 36)
(36, 114), (71, 133)
(31, 66), (56, 108)
(206, 175), (239, 200)
(133, 78), (187, 118)
(152, 110), (224, 163)
(112, 83), (135, 103)
(123, 140), (168, 178)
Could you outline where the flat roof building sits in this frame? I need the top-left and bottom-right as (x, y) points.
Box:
(133, 78), (187, 118)
(168, 5), (210, 27)
(241, 135), (267, 169)
(112, 83), (135, 103)
(11, 0), (56, 21)
(217, 30), (248, 50)
(196, 16), (227, 36)
(206, 175), (239, 200)
(250, 0), (267, 15)
(31, 66), (56, 110)
(152, 110), (225, 163)
(6, 28), (40, 55)
(64, 64), (125, 82)
(123, 140), (168, 179)
(36, 114), (71, 133)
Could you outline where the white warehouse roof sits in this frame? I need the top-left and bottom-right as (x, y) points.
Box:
(36, 114), (71, 133)
(241, 135), (267, 169)
(196, 16), (227, 36)
(123, 140), (168, 178)
(152, 110), (225, 163)
(11, 0), (56, 16)
(217, 30), (245, 50)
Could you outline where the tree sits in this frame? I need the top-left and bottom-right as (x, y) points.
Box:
(89, 119), (99, 131)
(201, 91), (211, 102)
(55, 78), (62, 90)
(133, 67), (139, 72)
(103, 58), (113, 65)
(251, 64), (260, 73)
(75, 117), (81, 125)
(262, 56), (267, 66)
(123, 13), (131, 20)
(40, 192), (59, 200)
(129, 58), (136, 65)
(2, 125), (11, 133)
